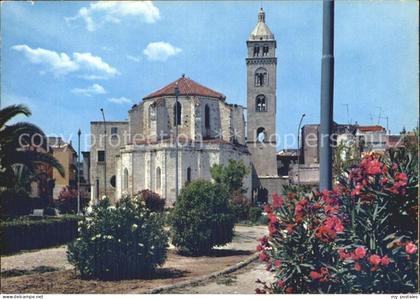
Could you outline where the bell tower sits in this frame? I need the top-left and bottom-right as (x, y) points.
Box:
(246, 8), (278, 180)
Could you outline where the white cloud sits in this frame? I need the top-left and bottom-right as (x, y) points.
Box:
(143, 42), (182, 62)
(12, 44), (119, 78)
(11, 45), (79, 75)
(71, 84), (106, 97)
(108, 97), (133, 104)
(66, 1), (160, 32)
(77, 74), (109, 81)
(126, 55), (142, 63)
(74, 52), (119, 76)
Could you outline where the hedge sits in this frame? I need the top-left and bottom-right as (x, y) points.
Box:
(1, 215), (83, 254)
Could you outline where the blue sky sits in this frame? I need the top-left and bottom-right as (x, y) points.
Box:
(1, 1), (418, 151)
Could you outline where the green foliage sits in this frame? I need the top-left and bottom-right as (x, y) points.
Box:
(0, 105), (65, 215)
(401, 127), (418, 159)
(67, 196), (168, 280)
(169, 180), (235, 255)
(1, 215), (82, 254)
(135, 189), (165, 212)
(249, 207), (262, 223)
(333, 139), (362, 181)
(256, 149), (418, 294)
(210, 159), (249, 194)
(55, 186), (90, 214)
(230, 192), (251, 221)
(0, 189), (33, 217)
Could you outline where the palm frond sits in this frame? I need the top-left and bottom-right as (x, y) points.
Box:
(0, 104), (31, 129)
(4, 150), (65, 178)
(0, 122), (48, 150)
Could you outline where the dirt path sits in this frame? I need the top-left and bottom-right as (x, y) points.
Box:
(1, 225), (266, 273)
(1, 225), (268, 294)
(167, 260), (274, 294)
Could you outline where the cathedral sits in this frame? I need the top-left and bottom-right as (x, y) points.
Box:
(90, 8), (285, 204)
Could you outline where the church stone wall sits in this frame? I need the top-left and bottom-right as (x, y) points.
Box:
(115, 143), (251, 205)
(230, 105), (246, 144)
(90, 121), (128, 203)
(124, 94), (246, 145)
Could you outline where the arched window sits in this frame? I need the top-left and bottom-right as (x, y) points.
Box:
(156, 167), (161, 193)
(187, 167), (191, 183)
(123, 168), (129, 190)
(255, 68), (268, 87)
(204, 105), (210, 129)
(257, 127), (266, 143)
(253, 46), (260, 57)
(256, 95), (267, 112)
(174, 101), (182, 126)
(110, 175), (116, 188)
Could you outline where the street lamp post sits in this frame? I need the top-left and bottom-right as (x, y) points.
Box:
(100, 108), (107, 198)
(174, 83), (180, 202)
(297, 113), (306, 185)
(319, 0), (335, 190)
(77, 129), (81, 214)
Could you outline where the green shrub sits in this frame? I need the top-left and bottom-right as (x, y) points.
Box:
(135, 189), (165, 212)
(55, 186), (89, 214)
(210, 159), (249, 193)
(162, 208), (173, 226)
(170, 180), (235, 255)
(0, 190), (32, 217)
(230, 192), (251, 221)
(43, 206), (57, 216)
(67, 196), (168, 280)
(1, 215), (82, 254)
(249, 207), (262, 223)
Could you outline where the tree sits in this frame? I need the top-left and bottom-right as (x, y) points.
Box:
(169, 180), (235, 255)
(210, 159), (249, 194)
(332, 138), (361, 181)
(0, 104), (64, 189)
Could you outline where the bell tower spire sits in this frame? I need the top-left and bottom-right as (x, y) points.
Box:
(246, 8), (278, 181)
(258, 7), (265, 22)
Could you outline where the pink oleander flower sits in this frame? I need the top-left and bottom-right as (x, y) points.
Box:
(405, 242), (417, 254)
(381, 255), (390, 266)
(369, 254), (381, 266)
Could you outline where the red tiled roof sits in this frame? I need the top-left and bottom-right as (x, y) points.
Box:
(357, 125), (386, 132)
(386, 135), (404, 148)
(143, 76), (226, 101)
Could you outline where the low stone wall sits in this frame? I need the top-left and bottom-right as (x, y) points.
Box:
(258, 176), (288, 203)
(290, 164), (319, 185)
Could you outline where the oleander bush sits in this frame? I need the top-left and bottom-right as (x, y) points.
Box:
(256, 149), (418, 294)
(135, 189), (165, 212)
(55, 186), (90, 214)
(1, 215), (82, 254)
(67, 195), (168, 280)
(169, 180), (235, 255)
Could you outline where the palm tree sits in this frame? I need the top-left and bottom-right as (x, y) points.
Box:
(0, 104), (65, 189)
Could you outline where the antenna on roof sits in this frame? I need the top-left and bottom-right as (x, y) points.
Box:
(376, 106), (383, 125)
(342, 103), (350, 125)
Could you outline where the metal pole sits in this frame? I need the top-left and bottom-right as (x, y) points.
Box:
(100, 108), (107, 197)
(319, 0), (334, 190)
(297, 113), (306, 184)
(77, 129), (81, 214)
(96, 177), (99, 204)
(174, 83), (180, 202)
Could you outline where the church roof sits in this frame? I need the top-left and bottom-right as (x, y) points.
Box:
(249, 8), (274, 41)
(143, 75), (226, 101)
